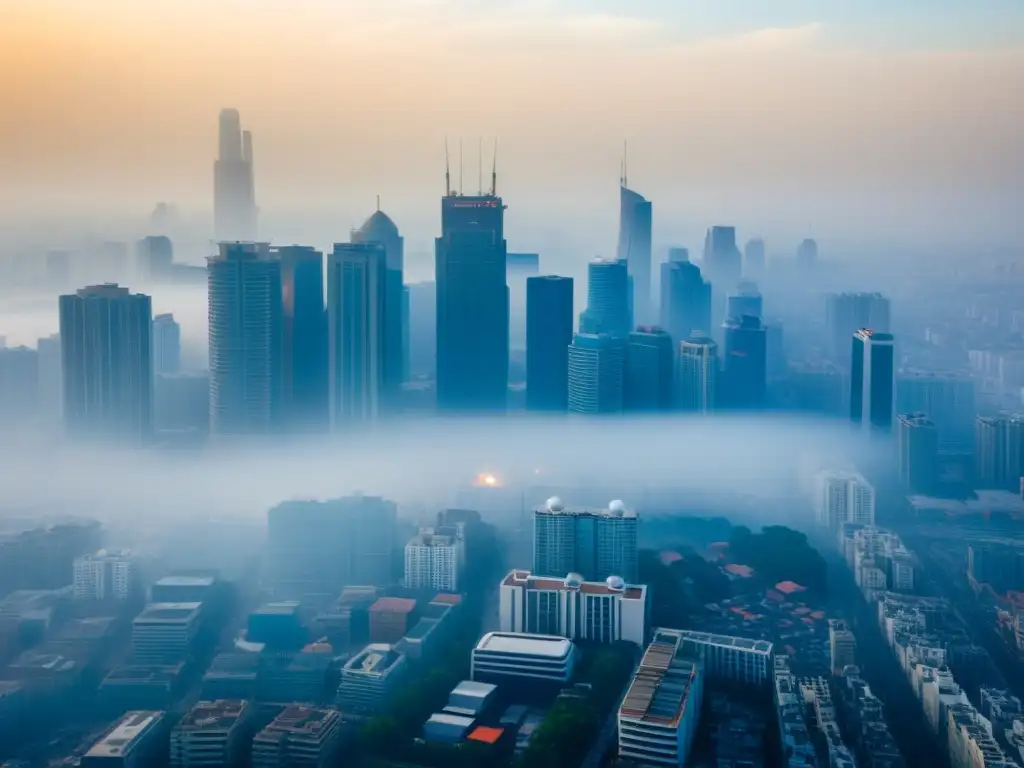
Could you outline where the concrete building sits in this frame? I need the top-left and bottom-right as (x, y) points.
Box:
(850, 329), (896, 433)
(170, 699), (252, 768)
(974, 414), (1024, 492)
(581, 257), (630, 337)
(567, 333), (626, 414)
(532, 497), (638, 583)
(499, 569), (647, 646)
(81, 711), (167, 768)
(625, 327), (674, 411)
(73, 550), (138, 601)
(151, 574), (217, 604)
(897, 371), (975, 447)
(404, 529), (462, 592)
(898, 412), (939, 494)
(251, 705), (342, 768)
(676, 335), (718, 413)
(471, 632), (578, 687)
(132, 602), (203, 664)
(829, 619), (857, 675)
(525, 275), (573, 411)
(816, 470), (876, 531)
(660, 256), (711, 345)
(618, 629), (704, 767)
(337, 644), (408, 714)
(658, 628), (773, 686)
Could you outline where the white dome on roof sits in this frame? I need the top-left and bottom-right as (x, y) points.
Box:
(565, 572), (585, 587)
(546, 496), (564, 512)
(608, 499), (626, 516)
(606, 575), (625, 591)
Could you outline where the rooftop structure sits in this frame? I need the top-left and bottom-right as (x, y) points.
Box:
(337, 643), (408, 714)
(171, 699), (252, 768)
(251, 705), (342, 768)
(471, 632), (578, 689)
(81, 711), (165, 767)
(655, 628), (773, 686)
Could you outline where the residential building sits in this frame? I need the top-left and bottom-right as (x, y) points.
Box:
(404, 529), (462, 592)
(251, 705), (342, 768)
(829, 619), (857, 675)
(152, 314), (181, 375)
(898, 413), (939, 494)
(73, 550), (138, 601)
(816, 470), (876, 530)
(533, 497), (638, 583)
(975, 414), (1024, 491)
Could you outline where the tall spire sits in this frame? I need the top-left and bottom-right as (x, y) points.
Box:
(622, 139), (629, 188)
(444, 137), (451, 196)
(490, 138), (498, 197)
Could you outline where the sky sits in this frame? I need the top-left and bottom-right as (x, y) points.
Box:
(1, 0), (1022, 255)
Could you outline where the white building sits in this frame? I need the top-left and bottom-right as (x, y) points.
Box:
(499, 569), (647, 647)
(471, 632), (577, 686)
(618, 629), (704, 767)
(816, 470), (875, 530)
(73, 550), (138, 601)
(404, 529), (462, 592)
(659, 628), (773, 686)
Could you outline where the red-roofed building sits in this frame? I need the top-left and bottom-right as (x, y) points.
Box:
(432, 593), (462, 605)
(369, 597), (417, 643)
(724, 564), (754, 578)
(775, 581), (807, 595)
(468, 725), (503, 745)
(660, 551), (683, 566)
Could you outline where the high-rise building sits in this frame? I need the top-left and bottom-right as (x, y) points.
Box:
(276, 246), (328, 432)
(135, 236), (173, 280)
(525, 276), (573, 411)
(617, 185), (653, 324)
(722, 315), (767, 410)
(726, 280), (763, 321)
(796, 238), (818, 271)
(59, 283), (153, 441)
(213, 108), (257, 241)
(532, 497), (638, 583)
(850, 330), (895, 433)
(207, 243), (282, 436)
(567, 333), (625, 414)
(677, 335), (718, 413)
(743, 238), (765, 280)
(352, 209), (406, 405)
(152, 313), (181, 375)
(702, 226), (742, 333)
(826, 293), (890, 364)
(404, 529), (462, 592)
(73, 550), (138, 601)
(896, 371), (975, 446)
(581, 258), (630, 338)
(625, 327), (674, 411)
(435, 187), (508, 413)
(897, 413), (939, 494)
(406, 281), (436, 379)
(0, 345), (39, 423)
(828, 619), (857, 675)
(266, 496), (397, 604)
(975, 414), (1024, 490)
(328, 243), (386, 427)
(659, 257), (712, 343)
(815, 470), (875, 530)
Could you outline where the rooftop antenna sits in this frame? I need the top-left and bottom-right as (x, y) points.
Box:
(444, 137), (451, 196)
(478, 136), (483, 195)
(376, 194), (380, 212)
(459, 138), (464, 196)
(490, 138), (498, 197)
(623, 140), (629, 189)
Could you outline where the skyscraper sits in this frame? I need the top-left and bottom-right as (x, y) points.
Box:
(152, 313), (181, 374)
(351, 209), (405, 407)
(743, 238), (766, 280)
(677, 335), (718, 413)
(526, 276), (573, 411)
(625, 327), (674, 411)
(276, 246), (328, 432)
(617, 184), (653, 325)
(974, 414), (1024, 490)
(896, 371), (975, 447)
(135, 236), (173, 280)
(207, 242), (283, 436)
(815, 470), (875, 530)
(435, 182), (509, 413)
(702, 226), (742, 334)
(722, 315), (767, 410)
(328, 243), (386, 427)
(213, 108), (257, 242)
(826, 293), (890, 364)
(59, 284), (153, 441)
(850, 330), (895, 433)
(581, 258), (630, 337)
(567, 334), (625, 414)
(796, 238), (818, 271)
(532, 497), (639, 583)
(660, 257), (712, 344)
(897, 413), (939, 494)
(726, 281), (763, 322)
(0, 346), (39, 424)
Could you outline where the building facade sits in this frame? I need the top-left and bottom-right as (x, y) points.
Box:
(533, 497), (639, 583)
(677, 335), (718, 413)
(625, 327), (674, 411)
(850, 329), (895, 433)
(525, 275), (573, 411)
(567, 333), (626, 414)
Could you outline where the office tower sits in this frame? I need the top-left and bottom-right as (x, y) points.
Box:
(850, 330), (895, 433)
(896, 371), (975, 446)
(532, 497), (639, 583)
(743, 238), (765, 280)
(722, 315), (767, 410)
(975, 414), (1024, 490)
(826, 293), (890, 363)
(526, 275), (573, 411)
(796, 238), (818, 271)
(73, 551), (138, 601)
(660, 256), (712, 343)
(726, 280), (763, 321)
(37, 333), (62, 422)
(135, 236), (173, 280)
(567, 333), (626, 414)
(352, 209), (406, 405)
(207, 242), (283, 436)
(617, 182), (653, 324)
(59, 284), (153, 441)
(435, 181), (509, 413)
(213, 108), (257, 241)
(275, 246), (328, 431)
(152, 313), (181, 375)
(625, 327), (674, 411)
(815, 470), (875, 530)
(406, 281), (436, 379)
(328, 243), (386, 427)
(702, 226), (742, 333)
(581, 258), (630, 337)
(266, 496), (397, 603)
(677, 335), (718, 413)
(507, 252), (540, 353)
(171, 700), (253, 768)
(897, 413), (939, 494)
(0, 346), (39, 423)
(828, 619), (857, 675)
(404, 529), (462, 592)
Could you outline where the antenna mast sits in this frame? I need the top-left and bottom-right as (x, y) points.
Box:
(444, 137), (451, 196)
(623, 140), (628, 188)
(459, 138), (464, 196)
(490, 138), (498, 196)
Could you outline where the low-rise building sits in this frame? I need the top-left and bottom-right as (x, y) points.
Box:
(658, 628), (773, 686)
(470, 632), (577, 689)
(170, 699), (252, 767)
(132, 602), (203, 664)
(336, 643), (408, 714)
(251, 705), (342, 768)
(150, 574), (217, 604)
(80, 710), (167, 768)
(368, 597), (416, 644)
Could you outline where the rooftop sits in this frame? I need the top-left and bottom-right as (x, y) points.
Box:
(475, 632), (574, 659)
(102, 663), (185, 684)
(154, 574), (216, 588)
(252, 601), (301, 617)
(621, 634), (700, 727)
(660, 628), (773, 655)
(264, 705), (339, 736)
(135, 602), (203, 623)
(369, 597), (416, 614)
(86, 711), (162, 758)
(468, 725), (504, 744)
(451, 680), (498, 699)
(503, 570), (646, 600)
(344, 644), (404, 675)
(176, 699), (249, 731)
(432, 593), (462, 605)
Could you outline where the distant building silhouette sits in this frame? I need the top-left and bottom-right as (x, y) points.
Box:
(796, 238), (818, 271)
(722, 315), (767, 410)
(974, 414), (1024, 490)
(60, 283), (153, 442)
(136, 236), (173, 280)
(726, 281), (763, 322)
(152, 313), (181, 375)
(826, 293), (890, 365)
(702, 226), (742, 336)
(568, 333), (625, 414)
(897, 413), (939, 494)
(526, 276), (573, 412)
(625, 327), (674, 411)
(660, 256), (711, 344)
(617, 183), (653, 325)
(213, 108), (257, 241)
(743, 238), (765, 280)
(507, 252), (541, 353)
